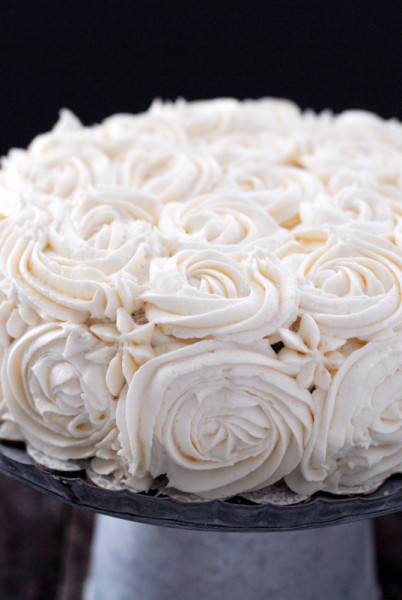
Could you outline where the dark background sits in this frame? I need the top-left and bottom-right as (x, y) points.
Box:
(1, 1), (402, 156)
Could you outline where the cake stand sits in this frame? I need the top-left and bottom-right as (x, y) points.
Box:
(0, 440), (401, 532)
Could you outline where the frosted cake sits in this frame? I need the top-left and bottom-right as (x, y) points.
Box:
(0, 98), (401, 501)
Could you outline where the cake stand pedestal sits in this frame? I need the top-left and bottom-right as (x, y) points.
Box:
(0, 441), (392, 600)
(82, 516), (381, 600)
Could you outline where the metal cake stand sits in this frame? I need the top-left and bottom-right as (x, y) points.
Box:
(0, 440), (401, 532)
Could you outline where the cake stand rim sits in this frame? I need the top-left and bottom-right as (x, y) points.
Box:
(0, 440), (401, 532)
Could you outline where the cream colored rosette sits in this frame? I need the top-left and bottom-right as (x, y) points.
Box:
(162, 98), (303, 165)
(2, 135), (114, 200)
(300, 185), (399, 234)
(207, 130), (300, 168)
(0, 283), (42, 429)
(116, 148), (222, 204)
(101, 106), (188, 155)
(300, 110), (402, 185)
(215, 163), (324, 229)
(287, 335), (402, 495)
(1, 187), (164, 321)
(158, 192), (279, 249)
(141, 247), (298, 343)
(292, 228), (402, 340)
(159, 97), (301, 140)
(117, 340), (313, 499)
(336, 109), (402, 152)
(151, 97), (242, 138)
(0, 109), (118, 199)
(3, 323), (116, 462)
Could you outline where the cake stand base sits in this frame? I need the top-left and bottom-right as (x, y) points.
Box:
(83, 515), (381, 600)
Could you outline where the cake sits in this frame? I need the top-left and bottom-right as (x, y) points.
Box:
(0, 98), (401, 501)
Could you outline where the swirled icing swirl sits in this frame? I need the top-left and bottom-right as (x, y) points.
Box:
(118, 340), (313, 499)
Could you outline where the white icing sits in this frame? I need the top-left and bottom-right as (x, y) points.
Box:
(216, 164), (324, 229)
(117, 340), (313, 499)
(300, 185), (399, 234)
(287, 335), (402, 495)
(294, 229), (402, 340)
(0, 189), (164, 321)
(300, 112), (402, 186)
(3, 145), (115, 199)
(4, 323), (117, 460)
(142, 247), (298, 342)
(158, 192), (279, 249)
(116, 148), (222, 204)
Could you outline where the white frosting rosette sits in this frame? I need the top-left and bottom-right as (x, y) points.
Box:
(141, 247), (298, 342)
(287, 335), (402, 494)
(0, 110), (117, 199)
(151, 98), (241, 138)
(101, 108), (188, 154)
(236, 98), (302, 130)
(3, 323), (116, 461)
(21, 109), (104, 161)
(300, 113), (402, 185)
(1, 187), (164, 321)
(293, 229), (402, 340)
(216, 163), (324, 229)
(158, 192), (279, 249)
(117, 340), (313, 499)
(156, 97), (302, 139)
(2, 144), (114, 200)
(207, 131), (299, 167)
(116, 148), (221, 204)
(336, 110), (402, 152)
(300, 186), (399, 234)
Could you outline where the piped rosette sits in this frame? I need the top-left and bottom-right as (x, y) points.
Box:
(287, 334), (402, 495)
(0, 187), (164, 322)
(3, 323), (117, 464)
(118, 340), (314, 499)
(141, 247), (299, 343)
(290, 229), (402, 341)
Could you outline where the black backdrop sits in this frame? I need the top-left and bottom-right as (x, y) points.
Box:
(1, 1), (402, 156)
